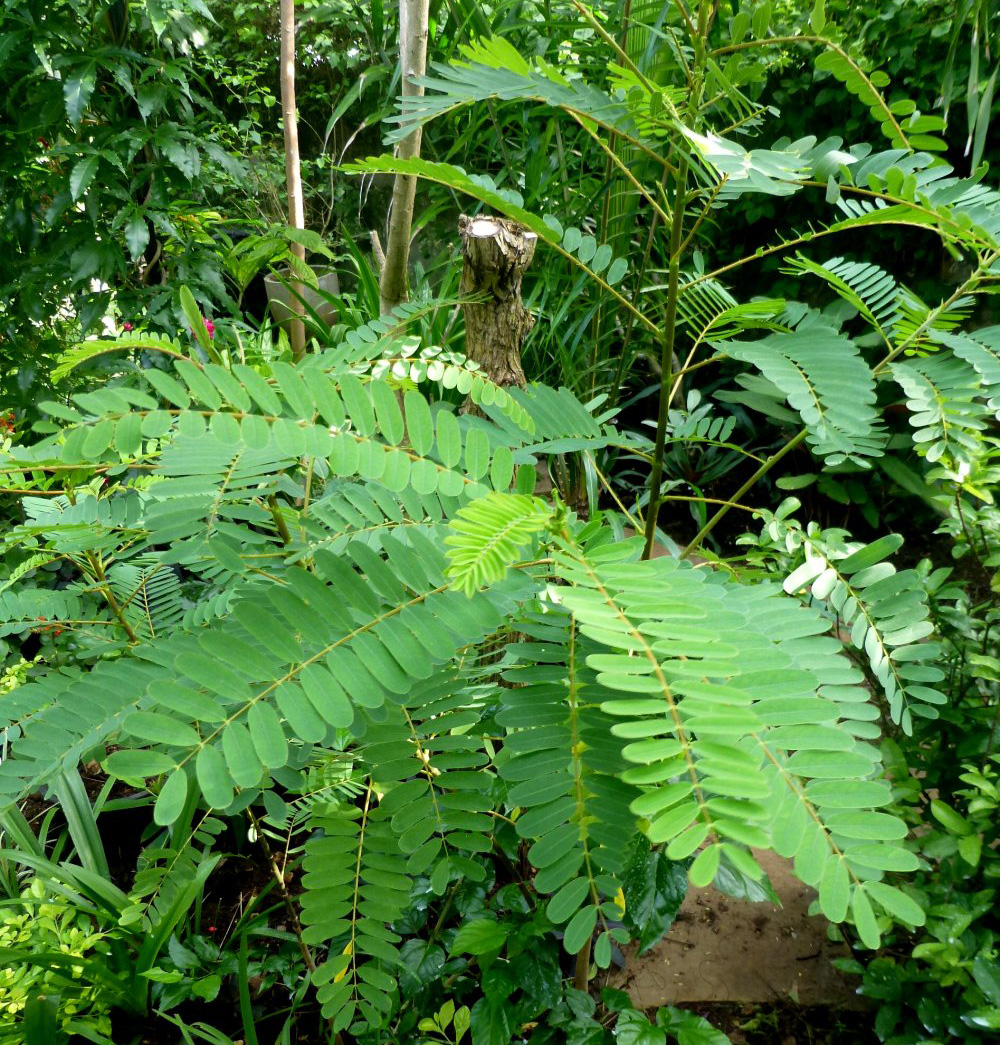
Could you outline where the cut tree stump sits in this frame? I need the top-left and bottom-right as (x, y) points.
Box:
(459, 215), (537, 395)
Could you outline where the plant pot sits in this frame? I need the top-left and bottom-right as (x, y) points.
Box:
(264, 266), (341, 326)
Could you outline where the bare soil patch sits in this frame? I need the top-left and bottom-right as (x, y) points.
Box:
(610, 851), (865, 1010)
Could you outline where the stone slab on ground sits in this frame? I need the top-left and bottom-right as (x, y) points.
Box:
(611, 851), (865, 1008)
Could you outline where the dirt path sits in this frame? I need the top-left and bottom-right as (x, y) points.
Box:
(610, 851), (865, 1009)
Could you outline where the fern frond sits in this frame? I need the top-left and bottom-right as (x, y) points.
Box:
(893, 287), (974, 347)
(831, 150), (1000, 253)
(0, 659), (160, 799)
(125, 814), (225, 931)
(813, 50), (930, 150)
(99, 541), (519, 825)
(509, 384), (608, 442)
(53, 333), (189, 383)
(0, 589), (89, 638)
(0, 553), (63, 594)
(299, 480), (448, 558)
(387, 36), (655, 148)
(3, 492), (148, 559)
(498, 608), (637, 963)
(30, 356), (550, 566)
(107, 555), (184, 640)
(677, 277), (785, 346)
(933, 326), (1000, 417)
(373, 669), (498, 886)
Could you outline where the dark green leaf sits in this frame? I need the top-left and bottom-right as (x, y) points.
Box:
(563, 904), (597, 956)
(614, 1008), (666, 1045)
(125, 212), (150, 260)
(70, 156), (99, 200)
(64, 61), (96, 123)
(123, 711), (200, 748)
(623, 836), (688, 954)
(451, 918), (509, 956)
(398, 939), (445, 997)
(656, 1004), (732, 1044)
(196, 745), (234, 809)
(973, 955), (1000, 1007)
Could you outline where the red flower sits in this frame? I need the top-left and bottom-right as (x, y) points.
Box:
(189, 317), (216, 341)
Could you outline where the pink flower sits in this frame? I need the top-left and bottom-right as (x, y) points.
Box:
(189, 317), (216, 341)
(122, 322), (133, 331)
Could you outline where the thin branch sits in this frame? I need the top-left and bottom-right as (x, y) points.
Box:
(268, 495), (292, 545)
(85, 551), (140, 645)
(246, 810), (318, 976)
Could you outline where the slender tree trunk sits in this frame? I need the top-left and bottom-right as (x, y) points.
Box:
(280, 0), (306, 361)
(458, 215), (537, 390)
(379, 0), (430, 316)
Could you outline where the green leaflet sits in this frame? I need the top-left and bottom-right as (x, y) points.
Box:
(788, 255), (900, 346)
(123, 712), (200, 748)
(153, 767), (189, 826)
(196, 745), (233, 810)
(893, 355), (988, 469)
(819, 857), (851, 922)
(547, 878), (592, 924)
(104, 749), (176, 779)
(864, 881), (925, 926)
(450, 919), (509, 956)
(563, 905), (598, 955)
(498, 609), (636, 957)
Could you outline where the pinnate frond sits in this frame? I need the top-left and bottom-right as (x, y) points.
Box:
(891, 355), (988, 468)
(783, 534), (942, 734)
(720, 313), (885, 465)
(445, 492), (552, 595)
(550, 540), (917, 944)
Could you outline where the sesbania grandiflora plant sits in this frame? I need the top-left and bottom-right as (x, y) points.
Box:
(0, 300), (921, 1037)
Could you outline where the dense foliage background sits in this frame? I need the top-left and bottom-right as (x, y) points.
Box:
(1, 2), (1000, 1044)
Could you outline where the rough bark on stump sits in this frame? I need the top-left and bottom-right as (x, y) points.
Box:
(459, 215), (537, 391)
